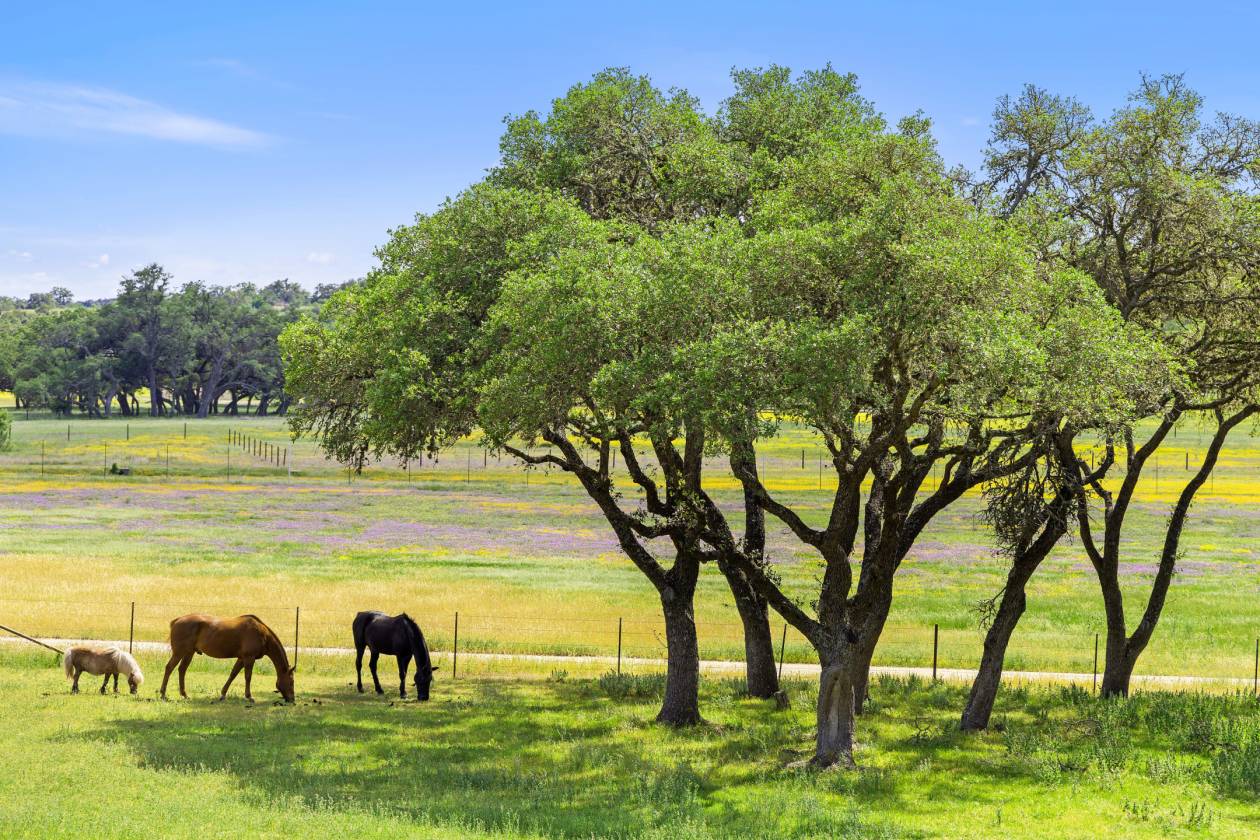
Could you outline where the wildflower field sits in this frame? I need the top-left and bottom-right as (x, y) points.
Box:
(2, 413), (1259, 679)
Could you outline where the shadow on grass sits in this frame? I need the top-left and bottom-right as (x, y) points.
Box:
(82, 680), (742, 837)
(85, 674), (1205, 837)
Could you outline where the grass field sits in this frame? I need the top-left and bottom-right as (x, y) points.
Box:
(2, 413), (1259, 678)
(4, 647), (1260, 839)
(4, 412), (1260, 836)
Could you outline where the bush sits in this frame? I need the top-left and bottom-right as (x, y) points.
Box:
(1212, 734), (1260, 795)
(0, 410), (9, 450)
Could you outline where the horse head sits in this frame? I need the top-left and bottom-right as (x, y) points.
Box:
(276, 666), (296, 702)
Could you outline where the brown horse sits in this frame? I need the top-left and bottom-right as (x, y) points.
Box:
(159, 614), (295, 702)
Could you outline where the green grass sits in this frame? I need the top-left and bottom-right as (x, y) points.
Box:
(3, 649), (1260, 838)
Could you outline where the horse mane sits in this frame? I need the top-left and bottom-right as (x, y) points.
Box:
(115, 650), (144, 684)
(243, 615), (290, 669)
(398, 613), (431, 669)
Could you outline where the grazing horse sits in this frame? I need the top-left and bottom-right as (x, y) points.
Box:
(352, 611), (436, 700)
(160, 614), (295, 702)
(63, 646), (144, 694)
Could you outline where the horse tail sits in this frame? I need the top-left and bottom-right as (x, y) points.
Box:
(352, 612), (369, 651)
(62, 649), (74, 679)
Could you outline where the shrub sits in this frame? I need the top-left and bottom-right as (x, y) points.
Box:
(0, 410), (9, 450)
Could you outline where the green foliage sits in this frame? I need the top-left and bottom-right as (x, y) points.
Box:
(0, 409), (9, 450)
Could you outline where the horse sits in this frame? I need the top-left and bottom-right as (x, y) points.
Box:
(63, 645), (144, 695)
(352, 611), (437, 700)
(159, 614), (295, 702)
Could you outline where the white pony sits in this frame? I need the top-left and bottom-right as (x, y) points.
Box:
(63, 646), (145, 695)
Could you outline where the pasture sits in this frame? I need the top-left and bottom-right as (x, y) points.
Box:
(4, 414), (1260, 837)
(2, 414), (1260, 678)
(4, 648), (1260, 838)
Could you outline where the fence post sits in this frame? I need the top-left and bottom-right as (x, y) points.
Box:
(453, 611), (459, 679)
(1093, 633), (1099, 694)
(778, 622), (788, 682)
(617, 617), (623, 675)
(103, 442), (107, 476)
(166, 444), (170, 478)
(184, 422), (187, 439)
(932, 624), (939, 681)
(128, 602), (135, 654)
(1254, 638), (1258, 698)
(126, 423), (130, 441)
(294, 607), (300, 667)
(41, 441), (45, 476)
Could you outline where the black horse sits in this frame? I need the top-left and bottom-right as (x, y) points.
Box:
(352, 611), (437, 700)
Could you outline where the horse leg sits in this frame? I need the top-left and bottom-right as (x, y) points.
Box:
(369, 650), (384, 694)
(355, 644), (365, 693)
(71, 667), (80, 694)
(113, 673), (119, 694)
(100, 673), (110, 694)
(220, 659), (245, 700)
(160, 654), (180, 698)
(398, 653), (410, 699)
(177, 653), (194, 698)
(243, 659), (255, 701)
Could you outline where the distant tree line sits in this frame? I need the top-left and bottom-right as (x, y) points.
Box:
(0, 265), (353, 417)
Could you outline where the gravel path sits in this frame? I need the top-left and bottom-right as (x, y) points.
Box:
(3, 634), (1251, 689)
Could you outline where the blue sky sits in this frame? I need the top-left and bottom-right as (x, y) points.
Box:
(2, 1), (1258, 299)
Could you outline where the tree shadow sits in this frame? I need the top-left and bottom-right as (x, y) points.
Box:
(83, 680), (738, 837)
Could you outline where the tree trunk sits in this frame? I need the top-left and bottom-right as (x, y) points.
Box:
(1098, 574), (1130, 698)
(961, 573), (1030, 731)
(719, 558), (778, 698)
(198, 357), (224, 419)
(147, 367), (159, 417)
(657, 568), (702, 727)
(812, 658), (857, 768)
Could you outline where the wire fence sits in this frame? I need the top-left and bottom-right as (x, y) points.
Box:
(2, 594), (1258, 691)
(3, 413), (1259, 500)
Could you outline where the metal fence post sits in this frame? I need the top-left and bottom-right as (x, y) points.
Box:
(1093, 633), (1099, 694)
(778, 623), (788, 682)
(294, 607), (300, 667)
(453, 611), (459, 679)
(1253, 638), (1258, 697)
(617, 617), (623, 675)
(932, 623), (939, 681)
(129, 602), (135, 654)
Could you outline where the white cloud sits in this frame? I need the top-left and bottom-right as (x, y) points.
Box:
(5, 250), (32, 261)
(306, 251), (334, 264)
(84, 253), (110, 269)
(0, 80), (270, 148)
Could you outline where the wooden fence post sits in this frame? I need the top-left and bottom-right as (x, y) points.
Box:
(617, 617), (623, 675)
(129, 602), (135, 654)
(453, 611), (459, 679)
(294, 607), (300, 667)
